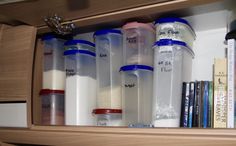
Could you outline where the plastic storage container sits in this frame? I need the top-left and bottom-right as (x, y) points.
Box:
(155, 17), (196, 49)
(122, 22), (155, 66)
(64, 49), (96, 126)
(94, 29), (123, 109)
(93, 109), (122, 126)
(40, 89), (65, 125)
(152, 39), (194, 127)
(42, 34), (66, 90)
(120, 65), (153, 126)
(64, 39), (96, 52)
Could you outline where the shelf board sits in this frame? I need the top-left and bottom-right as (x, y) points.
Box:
(0, 126), (236, 146)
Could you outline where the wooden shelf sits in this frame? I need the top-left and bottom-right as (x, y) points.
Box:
(0, 126), (236, 146)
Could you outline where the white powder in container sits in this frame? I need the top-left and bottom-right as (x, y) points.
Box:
(65, 75), (96, 126)
(43, 70), (65, 90)
(153, 119), (180, 127)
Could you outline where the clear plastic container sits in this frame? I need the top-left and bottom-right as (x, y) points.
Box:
(93, 109), (122, 126)
(64, 39), (96, 52)
(64, 49), (96, 126)
(40, 89), (65, 125)
(155, 17), (196, 49)
(122, 22), (155, 66)
(120, 65), (153, 126)
(94, 29), (123, 109)
(152, 39), (194, 127)
(42, 34), (66, 90)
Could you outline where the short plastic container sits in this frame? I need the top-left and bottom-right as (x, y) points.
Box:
(93, 109), (122, 126)
(40, 89), (65, 125)
(94, 29), (123, 109)
(120, 65), (153, 126)
(155, 17), (196, 49)
(122, 22), (155, 66)
(64, 49), (96, 126)
(64, 39), (96, 52)
(152, 39), (194, 127)
(42, 34), (66, 90)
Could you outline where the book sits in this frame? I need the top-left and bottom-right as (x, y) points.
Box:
(208, 81), (213, 128)
(180, 82), (190, 127)
(188, 82), (195, 128)
(213, 58), (227, 128)
(193, 81), (201, 127)
(227, 39), (236, 128)
(200, 81), (205, 128)
(202, 81), (209, 128)
(181, 82), (186, 127)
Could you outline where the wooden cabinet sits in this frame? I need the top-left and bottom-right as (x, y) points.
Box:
(0, 25), (36, 102)
(0, 0), (236, 145)
(0, 24), (36, 127)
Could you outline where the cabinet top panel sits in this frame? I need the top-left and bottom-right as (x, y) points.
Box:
(0, 0), (227, 34)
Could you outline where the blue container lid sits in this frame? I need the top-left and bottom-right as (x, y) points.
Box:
(120, 65), (153, 72)
(94, 29), (122, 36)
(155, 17), (190, 26)
(41, 34), (56, 41)
(154, 39), (195, 58)
(64, 39), (95, 47)
(154, 39), (188, 47)
(64, 50), (96, 57)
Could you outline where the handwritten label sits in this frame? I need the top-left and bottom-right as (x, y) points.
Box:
(66, 69), (76, 76)
(99, 53), (107, 57)
(125, 83), (135, 88)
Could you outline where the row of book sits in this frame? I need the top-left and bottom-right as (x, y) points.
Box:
(180, 38), (236, 128)
(180, 81), (214, 128)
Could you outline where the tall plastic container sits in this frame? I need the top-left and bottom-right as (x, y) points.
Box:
(64, 48), (96, 126)
(120, 65), (153, 126)
(155, 17), (196, 49)
(152, 39), (194, 127)
(40, 89), (65, 125)
(122, 22), (155, 66)
(42, 34), (66, 90)
(94, 29), (123, 109)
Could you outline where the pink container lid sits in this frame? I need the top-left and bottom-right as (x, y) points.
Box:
(122, 22), (155, 33)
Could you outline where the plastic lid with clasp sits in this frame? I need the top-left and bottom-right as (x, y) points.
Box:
(154, 17), (196, 37)
(119, 65), (154, 72)
(92, 109), (122, 115)
(64, 49), (96, 57)
(39, 89), (65, 95)
(153, 39), (195, 58)
(94, 29), (122, 36)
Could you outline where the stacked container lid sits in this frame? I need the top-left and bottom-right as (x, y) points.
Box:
(153, 17), (195, 127)
(121, 22), (155, 126)
(93, 29), (123, 126)
(64, 39), (96, 126)
(41, 34), (66, 125)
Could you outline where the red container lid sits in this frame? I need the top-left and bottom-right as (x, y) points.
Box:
(93, 109), (122, 114)
(122, 22), (155, 33)
(39, 89), (65, 95)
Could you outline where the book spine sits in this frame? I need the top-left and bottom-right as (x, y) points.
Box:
(200, 81), (205, 127)
(193, 81), (200, 127)
(203, 81), (209, 128)
(208, 81), (213, 128)
(183, 83), (190, 127)
(180, 82), (186, 127)
(188, 82), (195, 128)
(213, 58), (227, 128)
(227, 39), (235, 128)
